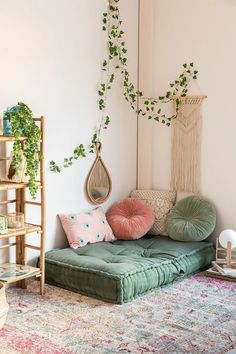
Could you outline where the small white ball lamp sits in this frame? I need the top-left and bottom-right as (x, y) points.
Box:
(218, 229), (236, 267)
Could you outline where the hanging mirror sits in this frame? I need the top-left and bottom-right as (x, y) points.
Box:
(86, 142), (112, 204)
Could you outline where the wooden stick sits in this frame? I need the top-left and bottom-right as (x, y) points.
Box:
(39, 117), (46, 296)
(226, 241), (232, 267)
(0, 242), (16, 249)
(24, 201), (41, 206)
(25, 244), (40, 251)
(0, 199), (16, 205)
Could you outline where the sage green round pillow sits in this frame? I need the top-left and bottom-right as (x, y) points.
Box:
(166, 196), (216, 241)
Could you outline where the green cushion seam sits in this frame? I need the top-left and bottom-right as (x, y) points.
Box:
(46, 243), (214, 279)
(45, 259), (122, 279)
(45, 243), (214, 279)
(46, 279), (123, 304)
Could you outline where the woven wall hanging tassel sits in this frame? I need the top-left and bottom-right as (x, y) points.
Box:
(170, 95), (207, 194)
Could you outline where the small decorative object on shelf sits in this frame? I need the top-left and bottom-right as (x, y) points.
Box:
(6, 151), (28, 183)
(3, 108), (12, 136)
(205, 229), (236, 281)
(0, 263), (32, 281)
(217, 229), (236, 267)
(3, 102), (41, 198)
(7, 212), (24, 229)
(0, 215), (7, 234)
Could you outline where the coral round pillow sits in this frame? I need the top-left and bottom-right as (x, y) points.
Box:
(106, 198), (155, 240)
(166, 196), (216, 242)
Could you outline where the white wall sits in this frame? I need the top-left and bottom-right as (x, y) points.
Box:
(139, 0), (236, 238)
(0, 0), (138, 255)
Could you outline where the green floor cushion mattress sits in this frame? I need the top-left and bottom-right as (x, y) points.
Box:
(45, 235), (215, 304)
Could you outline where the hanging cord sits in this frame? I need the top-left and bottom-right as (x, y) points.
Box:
(95, 141), (102, 157)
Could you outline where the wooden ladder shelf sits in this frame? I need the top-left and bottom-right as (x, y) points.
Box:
(0, 117), (46, 295)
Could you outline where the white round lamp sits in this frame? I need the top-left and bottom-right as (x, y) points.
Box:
(219, 229), (236, 249)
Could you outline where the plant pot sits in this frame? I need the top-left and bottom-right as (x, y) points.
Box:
(0, 283), (9, 330)
(3, 117), (12, 136)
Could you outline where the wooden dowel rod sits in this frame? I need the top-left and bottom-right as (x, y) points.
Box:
(0, 199), (16, 205)
(25, 201), (41, 206)
(25, 244), (40, 251)
(0, 242), (16, 249)
(39, 116), (46, 296)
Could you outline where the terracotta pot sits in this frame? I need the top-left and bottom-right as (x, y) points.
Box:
(0, 283), (9, 330)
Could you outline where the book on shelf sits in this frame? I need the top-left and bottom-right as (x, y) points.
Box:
(0, 263), (39, 282)
(205, 261), (236, 282)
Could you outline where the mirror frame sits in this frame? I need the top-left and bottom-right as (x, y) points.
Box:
(85, 143), (112, 205)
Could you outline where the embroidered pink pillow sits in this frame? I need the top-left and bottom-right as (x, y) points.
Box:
(59, 208), (115, 249)
(106, 198), (155, 240)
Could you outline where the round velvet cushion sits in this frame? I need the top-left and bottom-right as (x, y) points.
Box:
(166, 196), (216, 242)
(106, 198), (155, 240)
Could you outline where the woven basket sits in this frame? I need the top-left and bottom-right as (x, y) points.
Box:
(0, 283), (9, 330)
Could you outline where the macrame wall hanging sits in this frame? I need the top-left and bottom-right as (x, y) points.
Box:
(170, 95), (207, 194)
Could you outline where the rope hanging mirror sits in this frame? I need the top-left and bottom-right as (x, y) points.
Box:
(86, 141), (112, 204)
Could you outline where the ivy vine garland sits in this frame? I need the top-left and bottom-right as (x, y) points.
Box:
(49, 0), (198, 173)
(4, 102), (41, 198)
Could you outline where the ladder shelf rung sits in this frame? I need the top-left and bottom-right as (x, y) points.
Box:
(25, 244), (40, 251)
(0, 199), (16, 205)
(0, 242), (16, 249)
(25, 201), (41, 206)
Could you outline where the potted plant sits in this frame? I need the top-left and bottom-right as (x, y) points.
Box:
(3, 102), (41, 198)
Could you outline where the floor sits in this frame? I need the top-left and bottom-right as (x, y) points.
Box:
(1, 273), (236, 354)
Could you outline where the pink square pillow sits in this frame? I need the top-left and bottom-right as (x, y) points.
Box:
(59, 207), (116, 249)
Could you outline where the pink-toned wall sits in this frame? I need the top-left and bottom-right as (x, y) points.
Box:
(139, 0), (236, 238)
(0, 0), (139, 257)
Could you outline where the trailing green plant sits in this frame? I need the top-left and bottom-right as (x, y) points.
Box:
(49, 0), (198, 172)
(4, 102), (41, 198)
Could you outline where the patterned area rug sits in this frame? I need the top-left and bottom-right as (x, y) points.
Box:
(0, 274), (236, 354)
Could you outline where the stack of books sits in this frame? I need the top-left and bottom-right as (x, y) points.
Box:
(205, 261), (236, 282)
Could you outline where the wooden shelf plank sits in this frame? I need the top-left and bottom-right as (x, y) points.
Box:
(0, 136), (42, 143)
(0, 181), (42, 191)
(0, 136), (26, 142)
(0, 266), (41, 284)
(0, 223), (41, 240)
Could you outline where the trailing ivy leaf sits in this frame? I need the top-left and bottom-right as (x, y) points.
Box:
(49, 1), (198, 174)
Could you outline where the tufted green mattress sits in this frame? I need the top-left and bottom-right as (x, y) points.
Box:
(45, 236), (215, 304)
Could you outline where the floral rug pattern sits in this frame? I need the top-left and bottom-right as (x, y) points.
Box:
(0, 274), (236, 354)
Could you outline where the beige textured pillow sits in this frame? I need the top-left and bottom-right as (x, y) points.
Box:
(130, 189), (176, 236)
